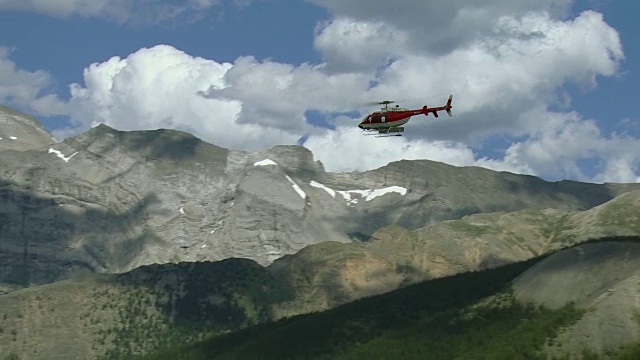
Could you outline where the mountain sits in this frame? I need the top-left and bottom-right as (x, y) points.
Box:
(2, 106), (640, 295)
(268, 189), (640, 317)
(138, 256), (561, 360)
(2, 190), (640, 359)
(4, 106), (640, 358)
(0, 105), (55, 152)
(0, 258), (279, 360)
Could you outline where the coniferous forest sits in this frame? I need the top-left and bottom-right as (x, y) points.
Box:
(138, 257), (592, 360)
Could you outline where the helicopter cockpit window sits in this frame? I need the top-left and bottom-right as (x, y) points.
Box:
(372, 114), (380, 122)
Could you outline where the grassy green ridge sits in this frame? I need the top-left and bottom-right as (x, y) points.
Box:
(99, 258), (290, 359)
(0, 258), (288, 360)
(139, 254), (584, 360)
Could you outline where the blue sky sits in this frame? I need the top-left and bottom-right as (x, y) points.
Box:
(1, 0), (639, 183)
(0, 1), (325, 94)
(569, 1), (639, 134)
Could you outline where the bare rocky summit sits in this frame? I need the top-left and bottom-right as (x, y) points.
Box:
(0, 105), (55, 152)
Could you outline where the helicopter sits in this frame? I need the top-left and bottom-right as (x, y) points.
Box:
(358, 94), (453, 136)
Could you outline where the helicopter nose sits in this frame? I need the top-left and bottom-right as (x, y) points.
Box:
(358, 124), (363, 129)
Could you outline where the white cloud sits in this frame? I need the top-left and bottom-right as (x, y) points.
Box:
(201, 56), (373, 134)
(459, 108), (640, 183)
(0, 0), (220, 24)
(311, 0), (574, 55)
(0, 47), (66, 116)
(314, 18), (409, 72)
(303, 126), (477, 172)
(61, 45), (299, 150)
(319, 11), (623, 143)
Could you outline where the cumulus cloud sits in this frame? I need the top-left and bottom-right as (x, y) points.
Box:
(0, 0), (220, 24)
(303, 126), (478, 173)
(0, 47), (66, 116)
(314, 18), (409, 72)
(200, 56), (373, 134)
(60, 45), (300, 150)
(311, 0), (574, 55)
(359, 10), (624, 143)
(491, 109), (640, 183)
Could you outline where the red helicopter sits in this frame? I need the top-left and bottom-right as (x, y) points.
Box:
(358, 94), (453, 136)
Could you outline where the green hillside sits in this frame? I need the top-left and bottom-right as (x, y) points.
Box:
(0, 258), (288, 360)
(139, 255), (585, 360)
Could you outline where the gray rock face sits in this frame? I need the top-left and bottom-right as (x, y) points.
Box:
(0, 105), (55, 151)
(1, 106), (640, 292)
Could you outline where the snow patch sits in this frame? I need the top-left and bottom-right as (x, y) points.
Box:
(9, 136), (17, 140)
(337, 191), (359, 205)
(309, 180), (407, 206)
(285, 175), (307, 199)
(48, 148), (78, 162)
(254, 159), (277, 167)
(309, 180), (336, 198)
(354, 186), (408, 201)
(210, 220), (223, 233)
(179, 205), (185, 214)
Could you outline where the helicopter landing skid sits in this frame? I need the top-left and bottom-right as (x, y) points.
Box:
(361, 126), (404, 137)
(361, 131), (402, 137)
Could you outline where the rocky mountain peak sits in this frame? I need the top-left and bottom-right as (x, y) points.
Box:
(0, 106), (56, 151)
(66, 123), (228, 161)
(256, 144), (325, 177)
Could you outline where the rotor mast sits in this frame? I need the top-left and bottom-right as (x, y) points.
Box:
(377, 100), (394, 111)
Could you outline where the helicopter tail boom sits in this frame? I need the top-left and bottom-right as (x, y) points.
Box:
(421, 94), (453, 118)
